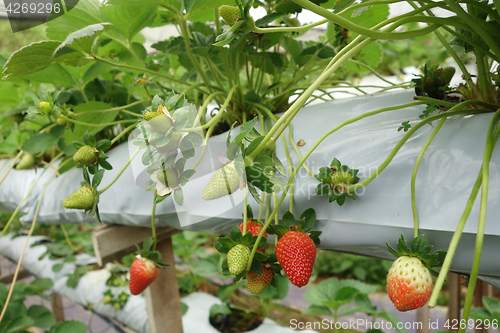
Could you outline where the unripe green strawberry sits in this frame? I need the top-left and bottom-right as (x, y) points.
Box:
(330, 171), (354, 186)
(73, 145), (97, 165)
(119, 293), (128, 302)
(438, 66), (455, 86)
(156, 168), (180, 188)
(247, 266), (272, 295)
(103, 294), (113, 304)
(113, 302), (122, 310)
(202, 161), (240, 200)
(387, 256), (433, 312)
(157, 132), (183, 152)
(38, 101), (51, 115)
(56, 117), (67, 126)
(276, 231), (316, 287)
(15, 153), (36, 170)
(219, 5), (241, 26)
(227, 244), (251, 275)
(144, 108), (173, 133)
(62, 185), (95, 210)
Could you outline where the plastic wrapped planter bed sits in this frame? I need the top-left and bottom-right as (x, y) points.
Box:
(0, 234), (318, 333)
(5, 89), (500, 287)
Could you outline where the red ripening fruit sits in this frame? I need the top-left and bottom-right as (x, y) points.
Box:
(276, 231), (316, 287)
(129, 255), (159, 295)
(247, 266), (273, 295)
(239, 221), (267, 252)
(386, 256), (433, 311)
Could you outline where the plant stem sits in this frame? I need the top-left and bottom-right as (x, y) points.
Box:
(345, 107), (490, 192)
(98, 148), (140, 194)
(251, 18), (328, 33)
(111, 123), (138, 145)
(60, 224), (79, 252)
(59, 115), (139, 127)
(0, 171), (53, 323)
(151, 196), (157, 251)
(290, 0), (440, 39)
(75, 100), (149, 116)
(0, 152), (64, 238)
(0, 151), (23, 188)
(428, 113), (500, 307)
(457, 109), (500, 332)
(411, 117), (446, 238)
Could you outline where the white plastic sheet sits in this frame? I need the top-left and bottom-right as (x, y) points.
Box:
(4, 89), (500, 282)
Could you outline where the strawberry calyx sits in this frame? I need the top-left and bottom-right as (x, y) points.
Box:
(315, 158), (360, 206)
(135, 237), (168, 269)
(266, 208), (322, 246)
(386, 234), (446, 276)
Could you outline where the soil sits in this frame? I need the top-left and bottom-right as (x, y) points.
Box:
(209, 308), (263, 333)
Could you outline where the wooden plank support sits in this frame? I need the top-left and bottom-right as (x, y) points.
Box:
(51, 294), (65, 323)
(91, 225), (179, 266)
(447, 273), (461, 332)
(0, 268), (31, 284)
(416, 306), (430, 333)
(144, 237), (183, 333)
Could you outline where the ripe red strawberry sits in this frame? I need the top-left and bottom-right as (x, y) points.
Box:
(276, 231), (316, 287)
(386, 256), (433, 311)
(129, 255), (159, 295)
(247, 266), (273, 295)
(239, 221), (267, 252)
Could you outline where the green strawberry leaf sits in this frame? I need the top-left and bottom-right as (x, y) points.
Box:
(241, 231), (254, 247)
(315, 166), (331, 182)
(396, 235), (412, 256)
(92, 169), (105, 188)
(253, 236), (267, 250)
(281, 211), (295, 228)
(330, 158), (341, 170)
(82, 169), (91, 185)
(266, 225), (288, 238)
(250, 259), (263, 275)
(215, 241), (229, 254)
(253, 251), (268, 261)
(300, 208), (316, 232)
(411, 235), (432, 255)
(230, 225), (242, 243)
(297, 218), (306, 232)
(143, 237), (154, 252)
(386, 242), (400, 258)
(174, 188), (184, 206)
(96, 139), (111, 152)
(246, 204), (253, 219)
(316, 183), (330, 196)
(272, 153), (286, 176)
(247, 183), (263, 204)
(218, 237), (236, 249)
(83, 131), (96, 147)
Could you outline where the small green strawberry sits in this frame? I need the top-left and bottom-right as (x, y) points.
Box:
(15, 153), (36, 170)
(73, 145), (97, 165)
(144, 106), (174, 133)
(38, 101), (51, 115)
(247, 266), (273, 294)
(113, 302), (122, 310)
(56, 117), (68, 126)
(103, 294), (113, 304)
(62, 185), (95, 210)
(219, 5), (241, 26)
(315, 158), (359, 206)
(118, 292), (129, 303)
(227, 244), (251, 275)
(202, 161), (241, 200)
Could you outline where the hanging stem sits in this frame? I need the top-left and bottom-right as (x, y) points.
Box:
(411, 117), (447, 237)
(0, 171), (53, 323)
(151, 196), (157, 251)
(457, 110), (500, 331)
(0, 152), (64, 238)
(60, 224), (79, 252)
(0, 151), (23, 188)
(429, 112), (500, 308)
(98, 148), (140, 194)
